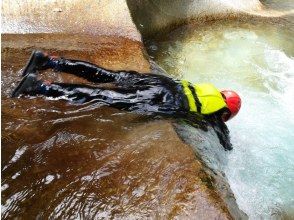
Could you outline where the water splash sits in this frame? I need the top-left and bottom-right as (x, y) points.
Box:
(150, 20), (294, 218)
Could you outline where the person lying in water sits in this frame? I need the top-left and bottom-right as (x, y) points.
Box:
(12, 51), (241, 150)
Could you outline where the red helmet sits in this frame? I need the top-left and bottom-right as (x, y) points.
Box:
(220, 90), (241, 121)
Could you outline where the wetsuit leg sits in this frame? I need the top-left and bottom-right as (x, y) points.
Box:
(35, 82), (181, 115)
(49, 58), (181, 88)
(50, 58), (147, 84)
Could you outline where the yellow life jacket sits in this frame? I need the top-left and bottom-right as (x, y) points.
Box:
(181, 80), (227, 115)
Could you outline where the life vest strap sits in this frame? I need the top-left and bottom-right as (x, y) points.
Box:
(188, 85), (202, 113)
(181, 80), (202, 113)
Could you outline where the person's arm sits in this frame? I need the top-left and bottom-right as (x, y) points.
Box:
(180, 112), (208, 131)
(182, 112), (232, 150)
(205, 113), (233, 150)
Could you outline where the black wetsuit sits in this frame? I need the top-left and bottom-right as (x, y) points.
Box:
(33, 58), (232, 150)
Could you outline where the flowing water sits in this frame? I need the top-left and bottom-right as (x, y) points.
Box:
(147, 19), (294, 219)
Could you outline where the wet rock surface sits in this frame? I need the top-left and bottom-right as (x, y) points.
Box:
(127, 0), (263, 36)
(127, 0), (292, 37)
(174, 123), (248, 220)
(1, 32), (238, 220)
(2, 0), (141, 40)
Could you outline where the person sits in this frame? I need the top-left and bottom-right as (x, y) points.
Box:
(12, 51), (241, 150)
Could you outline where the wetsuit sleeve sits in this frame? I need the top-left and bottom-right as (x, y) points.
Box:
(206, 114), (233, 150)
(182, 112), (232, 150)
(181, 113), (208, 131)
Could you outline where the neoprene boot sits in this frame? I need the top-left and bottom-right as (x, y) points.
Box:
(21, 50), (51, 76)
(11, 73), (42, 97)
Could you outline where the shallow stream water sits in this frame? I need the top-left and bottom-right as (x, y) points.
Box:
(147, 19), (294, 218)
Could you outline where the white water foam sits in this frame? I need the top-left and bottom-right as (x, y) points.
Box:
(153, 21), (294, 218)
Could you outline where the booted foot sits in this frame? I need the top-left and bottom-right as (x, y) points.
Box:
(11, 73), (40, 97)
(21, 50), (50, 76)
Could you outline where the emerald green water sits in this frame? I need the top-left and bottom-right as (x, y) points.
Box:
(148, 20), (294, 218)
